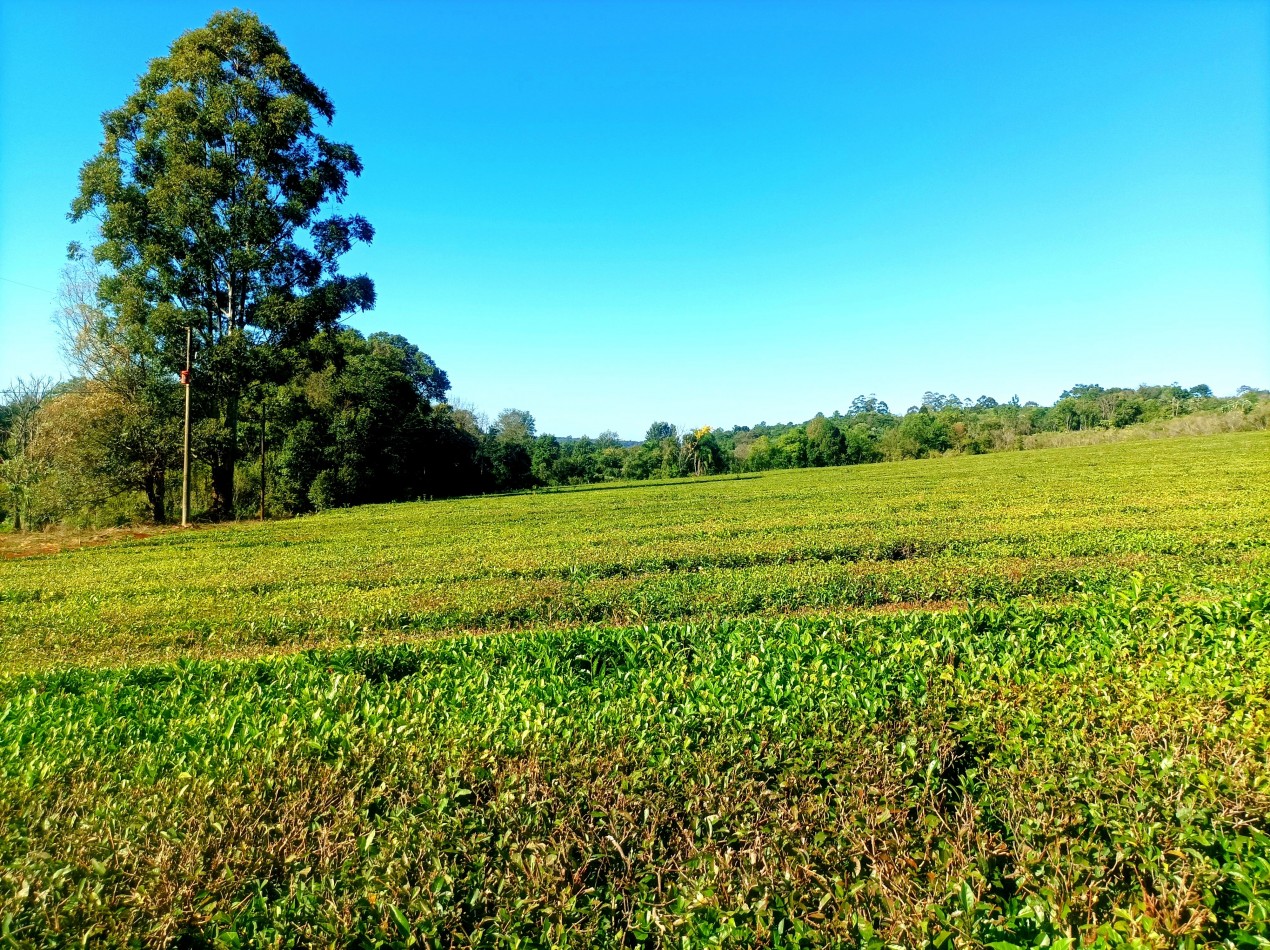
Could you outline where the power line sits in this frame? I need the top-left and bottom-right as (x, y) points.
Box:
(0, 276), (55, 295)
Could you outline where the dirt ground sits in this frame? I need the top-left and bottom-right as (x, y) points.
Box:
(0, 525), (172, 559)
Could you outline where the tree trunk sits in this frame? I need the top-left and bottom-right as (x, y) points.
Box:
(209, 394), (239, 520)
(146, 469), (167, 524)
(210, 458), (234, 520)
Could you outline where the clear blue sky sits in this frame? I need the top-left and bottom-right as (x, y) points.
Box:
(2, 0), (1266, 438)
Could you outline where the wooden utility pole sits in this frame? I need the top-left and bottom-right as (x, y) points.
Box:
(181, 327), (192, 527)
(259, 397), (266, 522)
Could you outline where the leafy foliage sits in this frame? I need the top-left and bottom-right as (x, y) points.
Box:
(0, 378), (54, 531)
(10, 375), (1266, 528)
(1, 434), (1269, 944)
(69, 10), (374, 517)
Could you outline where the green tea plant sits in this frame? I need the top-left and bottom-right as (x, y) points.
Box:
(2, 433), (1267, 673)
(0, 432), (1267, 946)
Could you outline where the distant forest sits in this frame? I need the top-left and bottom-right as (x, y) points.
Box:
(2, 316), (1266, 529)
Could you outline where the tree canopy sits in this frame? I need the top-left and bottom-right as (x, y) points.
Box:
(70, 9), (374, 517)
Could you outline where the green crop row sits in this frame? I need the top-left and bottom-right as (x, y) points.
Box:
(1, 583), (1268, 946)
(2, 433), (1268, 674)
(1, 432), (1268, 946)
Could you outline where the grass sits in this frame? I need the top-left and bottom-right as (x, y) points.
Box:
(1021, 406), (1269, 450)
(1, 432), (1268, 946)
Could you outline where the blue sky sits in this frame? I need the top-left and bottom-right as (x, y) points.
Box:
(1, 0), (1266, 438)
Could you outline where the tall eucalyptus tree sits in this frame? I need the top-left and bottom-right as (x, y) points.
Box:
(71, 10), (374, 517)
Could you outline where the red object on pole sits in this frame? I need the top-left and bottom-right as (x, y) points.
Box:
(180, 369), (191, 386)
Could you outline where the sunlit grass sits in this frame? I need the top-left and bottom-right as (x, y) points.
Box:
(1, 432), (1268, 946)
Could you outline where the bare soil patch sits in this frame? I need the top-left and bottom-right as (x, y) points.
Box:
(0, 525), (171, 559)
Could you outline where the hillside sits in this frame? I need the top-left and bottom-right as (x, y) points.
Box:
(4, 431), (1268, 674)
(1, 432), (1268, 945)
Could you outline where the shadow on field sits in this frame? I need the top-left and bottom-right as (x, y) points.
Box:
(532, 474), (764, 497)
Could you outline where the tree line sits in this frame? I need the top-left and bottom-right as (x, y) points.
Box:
(3, 354), (1265, 530)
(1, 11), (1266, 530)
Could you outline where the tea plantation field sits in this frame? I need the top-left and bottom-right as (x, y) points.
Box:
(1, 433), (1268, 947)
